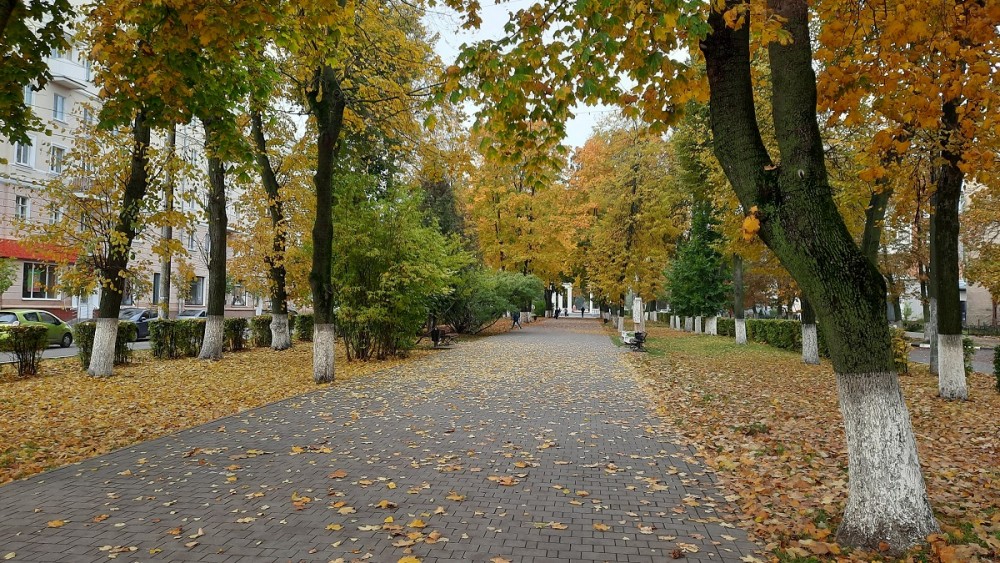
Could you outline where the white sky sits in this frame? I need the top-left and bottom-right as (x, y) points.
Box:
(423, 3), (616, 149)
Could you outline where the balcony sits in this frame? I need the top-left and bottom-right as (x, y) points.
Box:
(47, 58), (93, 91)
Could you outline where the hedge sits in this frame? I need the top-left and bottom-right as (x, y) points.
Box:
(0, 325), (47, 377)
(250, 314), (272, 348)
(294, 313), (314, 342)
(73, 321), (137, 368)
(149, 319), (206, 359)
(223, 317), (248, 352)
(994, 347), (999, 393)
(962, 337), (975, 376)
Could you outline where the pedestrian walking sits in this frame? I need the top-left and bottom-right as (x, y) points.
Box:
(511, 310), (522, 329)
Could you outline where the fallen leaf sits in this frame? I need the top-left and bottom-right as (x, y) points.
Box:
(46, 520), (65, 528)
(328, 469), (348, 479)
(445, 492), (465, 501)
(408, 519), (426, 529)
(593, 523), (611, 531)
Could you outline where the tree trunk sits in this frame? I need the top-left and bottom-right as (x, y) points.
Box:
(733, 254), (747, 344)
(88, 112), (150, 377)
(305, 65), (347, 384)
(198, 119), (228, 361)
(158, 125), (175, 320)
(801, 296), (820, 365)
(250, 110), (292, 351)
(700, 0), (937, 550)
(931, 100), (967, 400)
(928, 201), (938, 372)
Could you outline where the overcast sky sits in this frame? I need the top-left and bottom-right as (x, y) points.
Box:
(423, 3), (616, 149)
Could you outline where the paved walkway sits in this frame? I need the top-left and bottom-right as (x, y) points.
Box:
(0, 318), (758, 562)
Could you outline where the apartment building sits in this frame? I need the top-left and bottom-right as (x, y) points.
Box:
(0, 41), (259, 321)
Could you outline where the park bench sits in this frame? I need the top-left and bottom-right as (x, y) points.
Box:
(430, 326), (458, 348)
(621, 330), (646, 351)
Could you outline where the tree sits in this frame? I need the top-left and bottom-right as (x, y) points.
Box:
(444, 0), (938, 551)
(815, 0), (1000, 400)
(665, 201), (728, 319)
(0, 0), (71, 144)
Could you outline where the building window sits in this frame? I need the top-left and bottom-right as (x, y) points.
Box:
(49, 146), (65, 173)
(152, 272), (161, 305)
(188, 276), (205, 306)
(231, 284), (246, 307)
(53, 94), (66, 121)
(15, 196), (30, 221)
(22, 263), (59, 299)
(23, 85), (33, 106)
(82, 107), (94, 126)
(14, 138), (33, 166)
(121, 280), (134, 306)
(187, 232), (196, 250)
(48, 205), (62, 225)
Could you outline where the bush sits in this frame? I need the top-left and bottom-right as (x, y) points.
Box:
(149, 319), (205, 359)
(223, 317), (248, 352)
(295, 313), (314, 342)
(746, 319), (800, 351)
(250, 314), (272, 348)
(0, 325), (47, 377)
(902, 320), (925, 333)
(717, 318), (735, 337)
(962, 337), (975, 375)
(74, 321), (136, 368)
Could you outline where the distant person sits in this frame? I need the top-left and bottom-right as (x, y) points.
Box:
(511, 310), (522, 329)
(563, 308), (567, 317)
(554, 308), (560, 318)
(581, 308), (585, 318)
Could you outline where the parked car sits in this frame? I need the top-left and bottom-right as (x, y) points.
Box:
(118, 308), (155, 340)
(0, 309), (74, 347)
(177, 309), (207, 319)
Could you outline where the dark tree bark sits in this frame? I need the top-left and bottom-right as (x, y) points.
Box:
(198, 118), (228, 361)
(158, 125), (175, 320)
(860, 187), (892, 265)
(700, 0), (937, 551)
(89, 112), (151, 376)
(931, 99), (967, 399)
(250, 109), (291, 350)
(305, 65), (347, 383)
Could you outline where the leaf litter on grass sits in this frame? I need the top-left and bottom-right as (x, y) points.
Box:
(625, 325), (1000, 562)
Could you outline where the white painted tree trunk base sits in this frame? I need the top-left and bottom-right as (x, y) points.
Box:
(694, 316), (703, 334)
(313, 323), (335, 383)
(271, 313), (291, 351)
(198, 316), (225, 360)
(937, 334), (968, 400)
(616, 316), (624, 332)
(706, 316), (718, 335)
(927, 298), (938, 375)
(88, 317), (119, 377)
(835, 371), (939, 552)
(522, 310), (532, 324)
(650, 311), (658, 322)
(802, 323), (820, 365)
(684, 317), (693, 331)
(735, 318), (747, 344)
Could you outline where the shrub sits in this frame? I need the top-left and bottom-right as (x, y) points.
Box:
(178, 319), (206, 357)
(150, 319), (180, 359)
(223, 317), (248, 352)
(295, 313), (314, 342)
(717, 318), (735, 337)
(891, 327), (909, 374)
(746, 319), (800, 351)
(74, 321), (135, 368)
(0, 325), (47, 377)
(74, 321), (96, 368)
(116, 322), (137, 365)
(962, 337), (975, 375)
(902, 320), (925, 333)
(250, 314), (272, 348)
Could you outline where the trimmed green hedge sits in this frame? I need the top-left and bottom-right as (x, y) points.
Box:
(223, 317), (248, 352)
(250, 314), (272, 348)
(73, 321), (136, 368)
(0, 325), (48, 377)
(149, 319), (206, 359)
(294, 313), (314, 342)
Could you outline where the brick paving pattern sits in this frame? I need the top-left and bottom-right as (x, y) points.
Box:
(0, 317), (760, 562)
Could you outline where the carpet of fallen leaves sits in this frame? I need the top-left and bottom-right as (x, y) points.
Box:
(625, 325), (1000, 562)
(0, 342), (440, 486)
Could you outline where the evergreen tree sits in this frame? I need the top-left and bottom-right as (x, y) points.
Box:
(665, 201), (729, 317)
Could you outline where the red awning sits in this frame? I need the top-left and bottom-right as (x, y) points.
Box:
(0, 238), (78, 263)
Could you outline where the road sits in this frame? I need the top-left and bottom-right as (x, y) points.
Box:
(909, 345), (995, 375)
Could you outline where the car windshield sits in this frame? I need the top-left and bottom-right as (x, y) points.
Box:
(118, 310), (139, 320)
(0, 312), (17, 324)
(179, 310), (199, 317)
